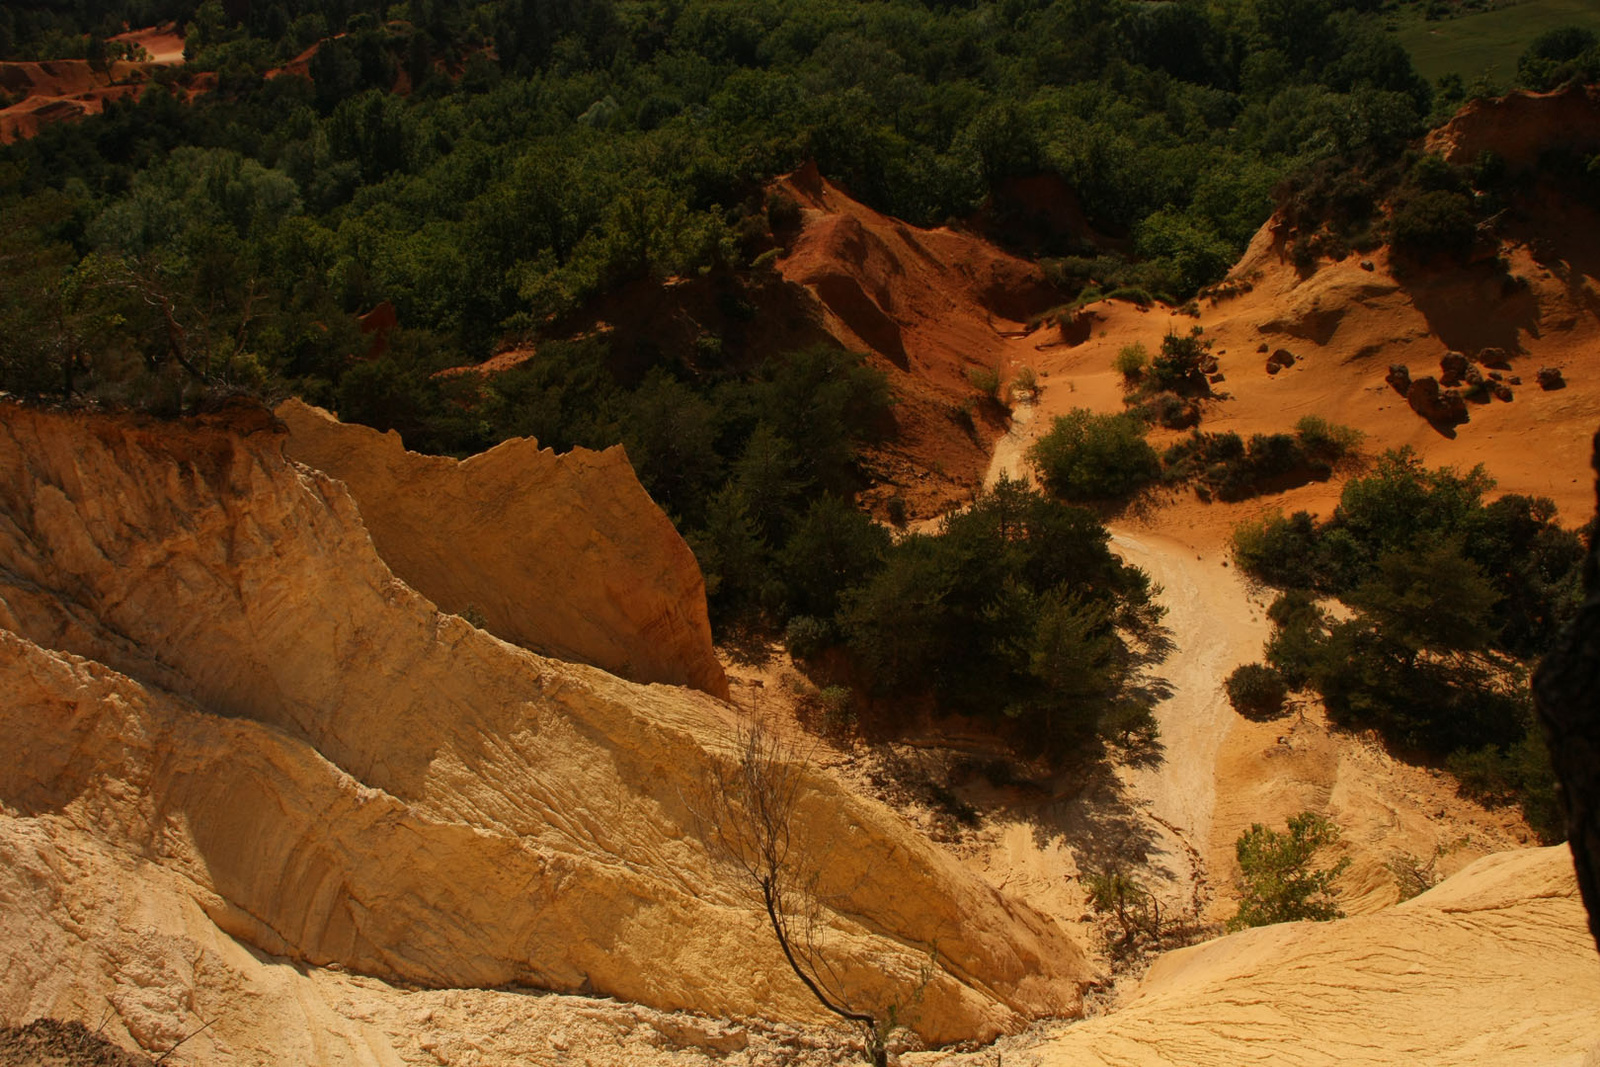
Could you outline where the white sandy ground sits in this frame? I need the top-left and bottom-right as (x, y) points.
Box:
(979, 400), (1268, 921)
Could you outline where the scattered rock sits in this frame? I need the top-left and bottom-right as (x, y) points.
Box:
(1407, 376), (1469, 425)
(1208, 372), (1226, 383)
(1509, 375), (1522, 386)
(1257, 342), (1269, 353)
(1476, 346), (1510, 368)
(1266, 362), (1282, 375)
(1488, 371), (1503, 381)
(649, 1018), (751, 1055)
(1267, 349), (1296, 373)
(1462, 363), (1485, 387)
(1439, 351), (1470, 386)
(1490, 381), (1514, 402)
(1360, 260), (1375, 271)
(1385, 364), (1412, 395)
(1538, 366), (1566, 390)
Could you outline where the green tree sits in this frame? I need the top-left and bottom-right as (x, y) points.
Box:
(1028, 408), (1159, 501)
(1228, 812), (1350, 930)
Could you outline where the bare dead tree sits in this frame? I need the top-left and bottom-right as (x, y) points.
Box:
(695, 716), (929, 1066)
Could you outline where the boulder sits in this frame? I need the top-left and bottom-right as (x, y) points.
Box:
(1440, 351), (1470, 387)
(1386, 364), (1412, 395)
(1476, 346), (1510, 369)
(1539, 366), (1566, 390)
(1407, 376), (1469, 425)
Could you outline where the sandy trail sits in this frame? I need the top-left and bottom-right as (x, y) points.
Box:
(1105, 530), (1270, 915)
(978, 402), (1271, 918)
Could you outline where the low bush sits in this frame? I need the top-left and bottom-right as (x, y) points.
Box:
(1113, 342), (1149, 383)
(1028, 409), (1160, 501)
(967, 363), (1001, 400)
(1224, 663), (1290, 720)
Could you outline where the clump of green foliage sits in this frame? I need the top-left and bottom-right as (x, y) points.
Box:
(1228, 812), (1350, 931)
(1113, 343), (1150, 384)
(1029, 409), (1161, 502)
(1224, 662), (1290, 720)
(966, 363), (1001, 402)
(1517, 26), (1600, 90)
(1230, 449), (1587, 840)
(1116, 328), (1216, 429)
(1162, 415), (1361, 502)
(836, 476), (1165, 757)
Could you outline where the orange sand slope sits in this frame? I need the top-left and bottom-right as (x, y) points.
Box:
(0, 25), (186, 144)
(996, 91), (1600, 542)
(772, 163), (1066, 517)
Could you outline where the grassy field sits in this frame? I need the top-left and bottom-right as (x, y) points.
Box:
(1393, 0), (1600, 84)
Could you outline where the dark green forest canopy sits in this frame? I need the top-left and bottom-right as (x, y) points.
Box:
(3, 0), (1437, 371)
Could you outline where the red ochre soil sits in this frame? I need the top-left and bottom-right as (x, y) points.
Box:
(771, 162), (1069, 518)
(0, 25), (193, 145)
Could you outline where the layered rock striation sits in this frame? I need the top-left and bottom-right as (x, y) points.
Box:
(0, 400), (1086, 1054)
(276, 398), (728, 698)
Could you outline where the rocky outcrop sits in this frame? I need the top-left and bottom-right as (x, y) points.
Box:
(276, 399), (728, 699)
(1426, 84), (1600, 172)
(0, 401), (1086, 1049)
(1385, 363), (1411, 394)
(1406, 376), (1469, 426)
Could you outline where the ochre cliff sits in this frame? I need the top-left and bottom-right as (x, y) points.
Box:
(0, 401), (1087, 1057)
(1425, 83), (1600, 171)
(275, 398), (729, 699)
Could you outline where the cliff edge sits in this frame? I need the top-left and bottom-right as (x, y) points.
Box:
(276, 398), (728, 699)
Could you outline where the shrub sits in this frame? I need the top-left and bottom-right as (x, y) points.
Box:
(1389, 190), (1476, 262)
(1225, 663), (1290, 720)
(1228, 812), (1350, 930)
(765, 191), (802, 232)
(1148, 328), (1213, 395)
(1448, 731), (1561, 842)
(1294, 415), (1362, 463)
(785, 615), (834, 659)
(1028, 409), (1160, 501)
(1113, 342), (1149, 383)
(816, 684), (857, 736)
(1518, 26), (1600, 90)
(885, 494), (908, 528)
(1231, 511), (1321, 588)
(967, 363), (1001, 400)
(1010, 365), (1038, 400)
(1150, 391), (1201, 430)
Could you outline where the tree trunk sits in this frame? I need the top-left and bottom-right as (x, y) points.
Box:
(1533, 428), (1600, 955)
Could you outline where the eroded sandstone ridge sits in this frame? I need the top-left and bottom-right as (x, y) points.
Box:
(275, 397), (729, 698)
(917, 847), (1599, 1067)
(0, 401), (1085, 1058)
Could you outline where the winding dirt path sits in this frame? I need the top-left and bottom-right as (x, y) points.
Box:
(982, 400), (1271, 918)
